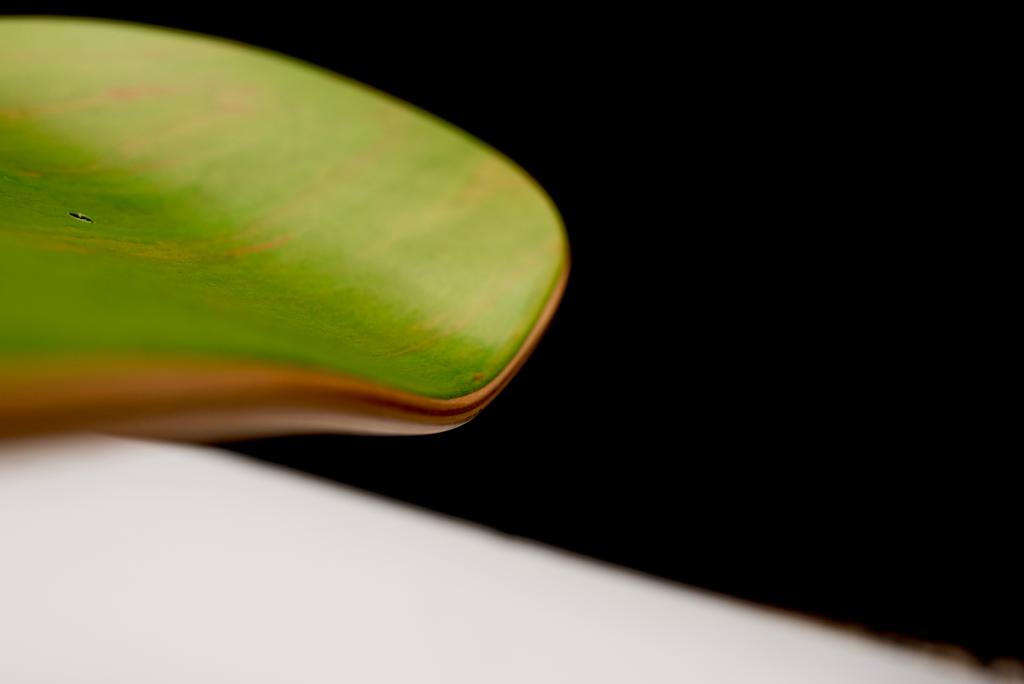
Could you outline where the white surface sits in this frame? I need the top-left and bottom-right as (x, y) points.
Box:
(0, 436), (993, 683)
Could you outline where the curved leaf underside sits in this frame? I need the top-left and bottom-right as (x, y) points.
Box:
(0, 18), (567, 437)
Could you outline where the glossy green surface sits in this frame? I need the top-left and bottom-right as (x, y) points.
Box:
(0, 18), (565, 399)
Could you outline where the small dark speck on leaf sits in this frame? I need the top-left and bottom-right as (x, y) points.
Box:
(69, 211), (93, 223)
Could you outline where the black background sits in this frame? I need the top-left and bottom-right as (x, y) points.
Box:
(7, 7), (1015, 663)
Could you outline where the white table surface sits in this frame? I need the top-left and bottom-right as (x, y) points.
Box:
(0, 436), (997, 683)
